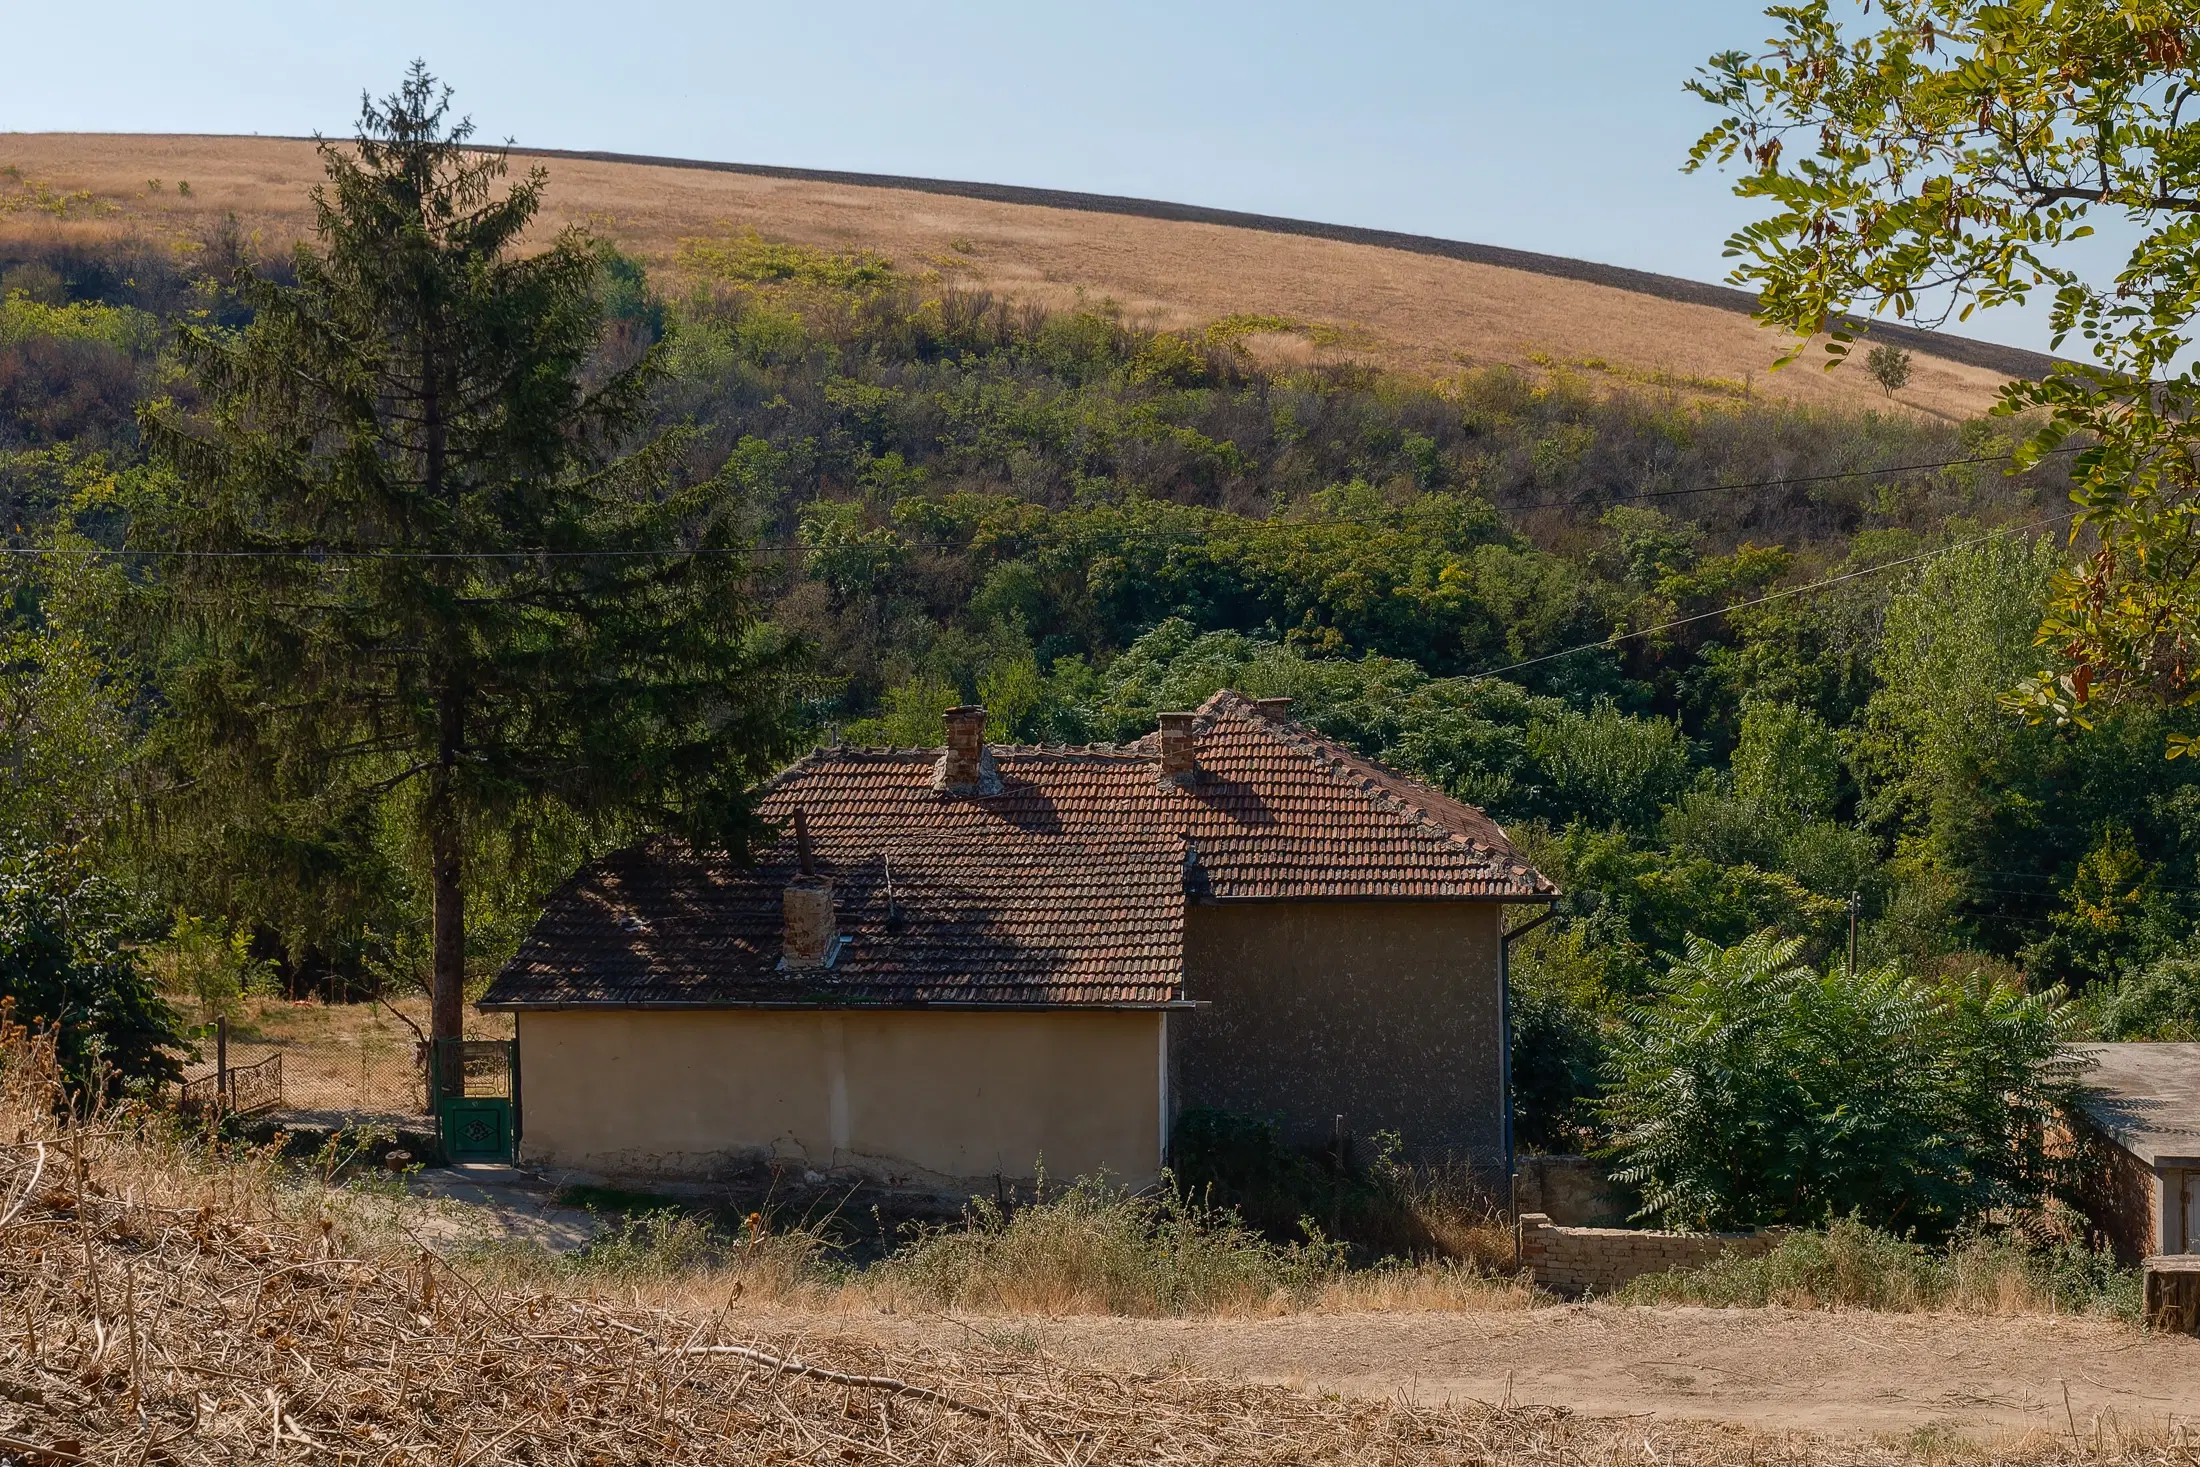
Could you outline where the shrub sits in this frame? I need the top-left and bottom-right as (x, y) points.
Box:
(1600, 930), (2080, 1237)
(1507, 972), (1607, 1151)
(1168, 1109), (1511, 1265)
(875, 1173), (1346, 1315)
(0, 841), (184, 1088)
(2086, 955), (2200, 1040)
(1169, 1108), (1335, 1237)
(163, 912), (278, 1021)
(1617, 1214), (2138, 1319)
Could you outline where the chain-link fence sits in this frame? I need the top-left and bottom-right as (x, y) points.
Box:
(178, 1026), (428, 1124)
(172, 1001), (513, 1128)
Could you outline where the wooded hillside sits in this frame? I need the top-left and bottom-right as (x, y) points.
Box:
(5, 126), (2194, 1177)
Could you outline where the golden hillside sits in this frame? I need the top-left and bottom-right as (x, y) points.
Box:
(2, 132), (2047, 419)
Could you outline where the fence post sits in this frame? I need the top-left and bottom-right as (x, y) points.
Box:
(216, 1017), (229, 1111)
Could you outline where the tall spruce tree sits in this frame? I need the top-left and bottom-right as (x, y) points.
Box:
(138, 66), (805, 1055)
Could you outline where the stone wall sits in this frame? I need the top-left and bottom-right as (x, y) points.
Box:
(1517, 1212), (1779, 1296)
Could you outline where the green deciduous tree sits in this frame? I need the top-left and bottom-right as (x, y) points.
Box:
(1690, 2), (2200, 733)
(0, 841), (183, 1090)
(1, 567), (134, 847)
(1526, 702), (1694, 836)
(1602, 930), (2080, 1236)
(136, 67), (806, 1054)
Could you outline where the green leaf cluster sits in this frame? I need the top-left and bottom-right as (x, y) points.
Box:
(1602, 931), (2080, 1236)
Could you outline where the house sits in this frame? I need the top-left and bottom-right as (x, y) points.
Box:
(479, 691), (1556, 1192)
(2072, 1042), (2200, 1261)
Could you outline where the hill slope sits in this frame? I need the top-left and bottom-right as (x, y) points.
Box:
(2, 132), (2036, 419)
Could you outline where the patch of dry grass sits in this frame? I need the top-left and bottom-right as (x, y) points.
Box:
(456, 1179), (1536, 1320)
(1616, 1216), (2141, 1320)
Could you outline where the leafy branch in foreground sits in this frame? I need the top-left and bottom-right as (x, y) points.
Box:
(1690, 2), (2200, 735)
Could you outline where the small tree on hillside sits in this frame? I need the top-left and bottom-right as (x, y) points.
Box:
(138, 66), (807, 1060)
(1865, 344), (1912, 398)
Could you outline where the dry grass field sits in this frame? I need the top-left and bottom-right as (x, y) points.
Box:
(3, 132), (2032, 420)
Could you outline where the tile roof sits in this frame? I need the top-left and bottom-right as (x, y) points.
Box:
(482, 690), (1554, 1010)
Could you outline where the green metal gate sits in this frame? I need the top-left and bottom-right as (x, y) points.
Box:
(431, 1039), (520, 1163)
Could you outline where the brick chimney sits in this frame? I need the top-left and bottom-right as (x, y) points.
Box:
(782, 808), (838, 969)
(934, 705), (999, 795)
(1254, 697), (1294, 721)
(1157, 712), (1200, 785)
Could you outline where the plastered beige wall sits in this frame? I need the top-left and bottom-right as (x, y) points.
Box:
(516, 1008), (1163, 1189)
(1175, 901), (1505, 1167)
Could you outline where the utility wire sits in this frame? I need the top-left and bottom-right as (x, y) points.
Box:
(1465, 510), (2081, 684)
(0, 542), (788, 561)
(0, 445), (2089, 562)
(1506, 444), (2083, 512)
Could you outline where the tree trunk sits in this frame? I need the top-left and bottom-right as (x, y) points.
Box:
(421, 327), (465, 1099)
(428, 691), (465, 1099)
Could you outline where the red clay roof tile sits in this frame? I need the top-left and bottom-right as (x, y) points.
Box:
(482, 690), (1553, 1009)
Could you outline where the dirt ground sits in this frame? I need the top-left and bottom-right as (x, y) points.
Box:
(3, 132), (2017, 419)
(829, 1303), (2200, 1441)
(383, 1158), (2200, 1444)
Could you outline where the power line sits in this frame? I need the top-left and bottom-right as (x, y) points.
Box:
(1466, 510), (2080, 684)
(1507, 444), (2082, 513)
(0, 542), (790, 562)
(0, 446), (2090, 562)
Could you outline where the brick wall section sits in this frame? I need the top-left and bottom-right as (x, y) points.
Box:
(1518, 1212), (1780, 1295)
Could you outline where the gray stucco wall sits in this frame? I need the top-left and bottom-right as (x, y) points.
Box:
(1172, 900), (1506, 1169)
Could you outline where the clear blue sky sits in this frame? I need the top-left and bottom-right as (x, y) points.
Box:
(0, 1), (2055, 354)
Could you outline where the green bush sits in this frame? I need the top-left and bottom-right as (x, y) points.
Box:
(1600, 930), (2080, 1237)
(2084, 955), (2200, 1040)
(1168, 1108), (1338, 1239)
(1507, 972), (1608, 1151)
(0, 842), (184, 1088)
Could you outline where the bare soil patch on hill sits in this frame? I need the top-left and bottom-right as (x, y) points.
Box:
(5, 132), (2019, 419)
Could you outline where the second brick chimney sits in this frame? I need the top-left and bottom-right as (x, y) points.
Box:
(781, 808), (838, 969)
(1157, 712), (1200, 785)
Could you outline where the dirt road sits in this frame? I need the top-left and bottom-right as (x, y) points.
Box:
(831, 1304), (2200, 1440)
